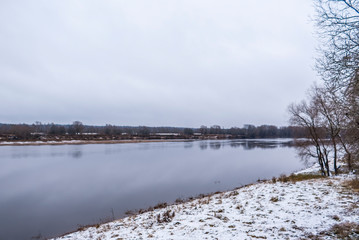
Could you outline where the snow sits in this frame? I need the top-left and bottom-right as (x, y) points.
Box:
(0, 140), (83, 145)
(52, 173), (359, 240)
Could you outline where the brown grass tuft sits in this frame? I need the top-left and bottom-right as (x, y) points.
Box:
(154, 202), (167, 209)
(328, 222), (359, 239)
(343, 177), (359, 192)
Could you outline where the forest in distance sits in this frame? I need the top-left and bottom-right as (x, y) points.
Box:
(0, 122), (309, 141)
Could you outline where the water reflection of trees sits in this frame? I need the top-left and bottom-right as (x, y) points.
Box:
(70, 150), (82, 158)
(209, 142), (221, 150)
(199, 140), (294, 150)
(69, 146), (83, 158)
(184, 142), (194, 149)
(199, 142), (208, 150)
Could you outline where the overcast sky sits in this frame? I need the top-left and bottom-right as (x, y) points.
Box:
(0, 0), (319, 128)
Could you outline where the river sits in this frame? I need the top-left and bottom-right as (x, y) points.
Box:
(0, 139), (308, 240)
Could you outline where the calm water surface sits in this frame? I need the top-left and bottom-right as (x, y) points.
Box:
(0, 139), (307, 240)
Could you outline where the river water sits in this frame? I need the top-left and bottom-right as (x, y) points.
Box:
(0, 139), (307, 240)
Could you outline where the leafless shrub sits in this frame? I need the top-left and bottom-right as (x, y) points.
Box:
(175, 198), (184, 204)
(156, 210), (175, 223)
(124, 210), (134, 216)
(278, 174), (289, 182)
(272, 177), (277, 183)
(153, 202), (167, 209)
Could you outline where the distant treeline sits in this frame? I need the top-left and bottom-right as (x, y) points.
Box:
(0, 122), (308, 141)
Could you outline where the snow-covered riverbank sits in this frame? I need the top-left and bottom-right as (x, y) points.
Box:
(53, 171), (359, 240)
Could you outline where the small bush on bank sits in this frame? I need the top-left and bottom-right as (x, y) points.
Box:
(156, 210), (175, 223)
(272, 177), (277, 183)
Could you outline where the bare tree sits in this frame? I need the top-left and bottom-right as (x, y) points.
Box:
(138, 126), (150, 137)
(72, 121), (84, 135)
(103, 124), (114, 136)
(49, 123), (66, 135)
(289, 97), (331, 176)
(199, 125), (208, 135)
(9, 124), (33, 140)
(315, 0), (359, 89)
(311, 86), (340, 174)
(183, 128), (194, 136)
(209, 125), (222, 135)
(315, 0), (359, 168)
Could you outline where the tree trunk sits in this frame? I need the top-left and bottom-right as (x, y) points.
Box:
(332, 139), (338, 175)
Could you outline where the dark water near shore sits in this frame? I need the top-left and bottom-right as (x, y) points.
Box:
(0, 139), (307, 240)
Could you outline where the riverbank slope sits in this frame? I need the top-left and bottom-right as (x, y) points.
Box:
(53, 171), (359, 239)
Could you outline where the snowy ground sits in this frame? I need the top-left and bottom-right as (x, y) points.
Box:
(53, 173), (359, 240)
(0, 140), (84, 145)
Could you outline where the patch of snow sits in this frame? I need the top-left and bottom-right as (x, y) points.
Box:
(0, 140), (85, 145)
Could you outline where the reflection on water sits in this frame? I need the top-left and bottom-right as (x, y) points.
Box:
(198, 142), (207, 150)
(69, 146), (83, 158)
(200, 139), (294, 150)
(209, 142), (221, 150)
(184, 142), (194, 149)
(0, 139), (306, 240)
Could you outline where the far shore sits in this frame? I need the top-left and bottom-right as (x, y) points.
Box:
(0, 137), (301, 147)
(0, 139), (196, 146)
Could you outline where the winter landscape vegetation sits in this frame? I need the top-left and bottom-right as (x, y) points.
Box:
(1, 0), (359, 239)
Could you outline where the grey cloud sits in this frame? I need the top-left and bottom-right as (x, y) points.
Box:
(0, 0), (318, 127)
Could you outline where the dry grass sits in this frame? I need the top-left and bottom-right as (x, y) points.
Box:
(153, 202), (168, 209)
(175, 198), (185, 204)
(343, 177), (359, 192)
(303, 222), (359, 239)
(326, 222), (359, 239)
(277, 173), (324, 183)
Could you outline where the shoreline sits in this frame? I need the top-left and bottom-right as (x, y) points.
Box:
(0, 137), (296, 147)
(53, 172), (358, 240)
(0, 139), (194, 146)
(52, 160), (359, 240)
